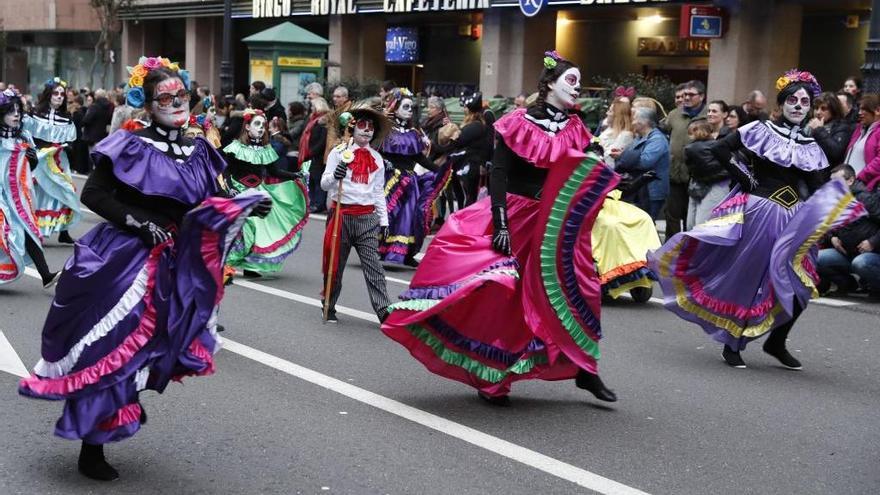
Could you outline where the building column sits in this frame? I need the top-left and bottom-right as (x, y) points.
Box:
(479, 10), (556, 98)
(120, 20), (145, 82)
(327, 15), (386, 84)
(186, 17), (223, 93)
(707, 0), (803, 103)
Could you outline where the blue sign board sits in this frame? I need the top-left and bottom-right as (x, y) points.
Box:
(385, 27), (420, 63)
(689, 15), (722, 38)
(519, 0), (546, 18)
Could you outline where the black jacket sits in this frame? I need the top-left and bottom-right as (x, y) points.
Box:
(265, 102), (286, 125)
(81, 97), (114, 143)
(834, 180), (880, 255)
(684, 139), (729, 184)
(811, 119), (854, 167)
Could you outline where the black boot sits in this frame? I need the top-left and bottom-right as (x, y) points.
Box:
(763, 327), (802, 370)
(242, 269), (262, 278)
(575, 370), (617, 402)
(41, 271), (61, 289)
(78, 442), (119, 481)
(478, 391), (511, 407)
(58, 230), (76, 244)
(722, 345), (747, 368)
(762, 304), (803, 370)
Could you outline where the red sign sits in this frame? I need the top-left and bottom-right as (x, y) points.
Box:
(679, 4), (725, 39)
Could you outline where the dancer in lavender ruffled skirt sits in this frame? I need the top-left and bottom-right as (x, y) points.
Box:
(649, 70), (865, 369)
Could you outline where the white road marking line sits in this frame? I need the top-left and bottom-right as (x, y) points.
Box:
(0, 330), (28, 378)
(386, 276), (410, 285)
(222, 338), (651, 495)
(231, 279), (379, 323)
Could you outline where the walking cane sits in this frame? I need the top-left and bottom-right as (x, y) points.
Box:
(323, 178), (345, 323)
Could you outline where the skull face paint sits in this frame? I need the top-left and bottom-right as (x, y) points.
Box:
(352, 118), (375, 147)
(546, 68), (581, 109)
(3, 103), (21, 129)
(150, 77), (190, 128)
(247, 115), (266, 141)
(50, 86), (65, 110)
(782, 88), (810, 125)
(396, 98), (414, 122)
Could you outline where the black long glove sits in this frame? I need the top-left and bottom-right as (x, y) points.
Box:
(250, 196), (273, 218)
(25, 147), (38, 171)
(333, 160), (348, 180)
(491, 205), (511, 255)
(125, 214), (172, 247)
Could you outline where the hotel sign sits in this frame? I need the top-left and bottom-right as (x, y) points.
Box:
(637, 36), (710, 57)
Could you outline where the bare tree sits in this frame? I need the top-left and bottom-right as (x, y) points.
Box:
(88, 0), (135, 89)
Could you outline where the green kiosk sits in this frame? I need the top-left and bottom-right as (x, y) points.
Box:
(242, 22), (330, 107)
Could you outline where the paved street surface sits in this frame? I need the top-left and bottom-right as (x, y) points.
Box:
(1, 175), (879, 495)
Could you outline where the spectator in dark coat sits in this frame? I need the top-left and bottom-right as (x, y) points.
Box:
(81, 89), (114, 149)
(807, 92), (853, 167)
(817, 165), (880, 300)
(262, 87), (287, 124)
(287, 101), (307, 157)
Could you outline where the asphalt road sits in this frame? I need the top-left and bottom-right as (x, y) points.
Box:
(1, 175), (878, 495)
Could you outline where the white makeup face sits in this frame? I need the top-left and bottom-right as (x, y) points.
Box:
(3, 103), (20, 128)
(150, 78), (190, 128)
(396, 98), (413, 121)
(352, 118), (375, 146)
(50, 86), (65, 109)
(247, 115), (266, 141)
(547, 68), (581, 109)
(782, 88), (810, 125)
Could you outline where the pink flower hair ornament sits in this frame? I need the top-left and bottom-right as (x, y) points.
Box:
(775, 69), (821, 98)
(613, 86), (636, 99)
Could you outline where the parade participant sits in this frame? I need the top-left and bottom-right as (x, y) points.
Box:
(224, 108), (308, 277)
(22, 77), (81, 244)
(18, 57), (271, 481)
(378, 88), (446, 267)
(381, 51), (620, 405)
(321, 105), (393, 323)
(185, 112), (221, 148)
(0, 88), (60, 287)
(649, 69), (864, 370)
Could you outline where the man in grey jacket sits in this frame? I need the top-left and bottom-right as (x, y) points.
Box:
(661, 80), (707, 239)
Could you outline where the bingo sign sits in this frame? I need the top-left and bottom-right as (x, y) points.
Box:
(519, 0), (546, 17)
(385, 27), (420, 63)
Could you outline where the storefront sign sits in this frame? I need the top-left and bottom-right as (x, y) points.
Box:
(277, 57), (322, 68)
(386, 27), (420, 63)
(253, 0), (292, 17)
(383, 0), (490, 13)
(679, 4), (724, 39)
(637, 37), (710, 57)
(519, 0), (546, 17)
(311, 0), (357, 15)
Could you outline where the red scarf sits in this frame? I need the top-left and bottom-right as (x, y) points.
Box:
(349, 146), (378, 184)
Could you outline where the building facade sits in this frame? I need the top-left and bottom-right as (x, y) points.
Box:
(0, 0), (113, 94)
(4, 0), (868, 110)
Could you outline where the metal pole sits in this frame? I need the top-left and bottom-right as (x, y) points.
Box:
(862, 0), (880, 93)
(220, 0), (233, 97)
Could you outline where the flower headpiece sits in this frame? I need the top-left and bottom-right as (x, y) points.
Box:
(543, 50), (565, 70)
(0, 88), (21, 107)
(188, 113), (213, 131)
(613, 86), (636, 99)
(459, 91), (482, 112)
(775, 69), (821, 98)
(242, 108), (265, 123)
(44, 77), (67, 90)
(124, 56), (190, 109)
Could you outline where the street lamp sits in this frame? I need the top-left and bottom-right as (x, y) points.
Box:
(220, 0), (233, 97)
(862, 0), (880, 93)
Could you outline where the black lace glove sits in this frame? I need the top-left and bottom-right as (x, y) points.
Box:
(333, 161), (348, 180)
(125, 214), (172, 247)
(250, 196), (272, 218)
(378, 226), (389, 239)
(491, 205), (512, 255)
(25, 147), (38, 170)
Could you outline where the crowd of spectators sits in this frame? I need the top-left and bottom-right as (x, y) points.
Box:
(2, 70), (876, 301)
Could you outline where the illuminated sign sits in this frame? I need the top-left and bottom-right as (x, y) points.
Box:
(637, 36), (710, 57)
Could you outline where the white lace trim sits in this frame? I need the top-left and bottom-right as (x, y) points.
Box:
(32, 265), (151, 378)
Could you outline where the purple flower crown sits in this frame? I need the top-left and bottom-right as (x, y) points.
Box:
(0, 88), (21, 107)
